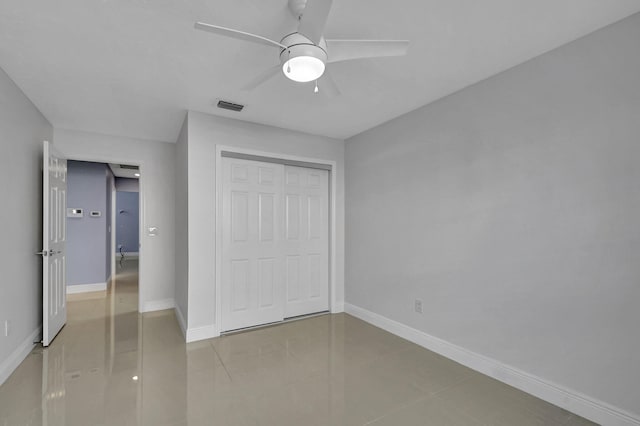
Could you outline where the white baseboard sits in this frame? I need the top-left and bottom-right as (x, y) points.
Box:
(186, 324), (219, 343)
(141, 298), (175, 313)
(67, 282), (107, 294)
(345, 303), (640, 426)
(174, 305), (187, 338)
(0, 326), (42, 387)
(331, 301), (345, 314)
(173, 304), (218, 343)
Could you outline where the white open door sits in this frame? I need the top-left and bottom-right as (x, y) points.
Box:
(41, 141), (67, 346)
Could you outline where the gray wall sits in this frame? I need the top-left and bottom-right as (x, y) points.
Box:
(115, 177), (139, 192)
(0, 66), (53, 383)
(67, 161), (110, 286)
(346, 13), (640, 418)
(116, 191), (139, 254)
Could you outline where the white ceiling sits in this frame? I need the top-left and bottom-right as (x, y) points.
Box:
(1, 1), (639, 143)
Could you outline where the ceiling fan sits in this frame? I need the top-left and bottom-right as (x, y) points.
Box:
(194, 0), (409, 95)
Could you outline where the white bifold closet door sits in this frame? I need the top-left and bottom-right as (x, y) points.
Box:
(221, 157), (329, 332)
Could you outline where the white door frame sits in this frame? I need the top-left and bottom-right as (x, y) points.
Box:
(110, 177), (117, 280)
(215, 145), (338, 334)
(65, 154), (145, 313)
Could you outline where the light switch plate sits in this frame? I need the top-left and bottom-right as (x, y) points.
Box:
(67, 208), (83, 218)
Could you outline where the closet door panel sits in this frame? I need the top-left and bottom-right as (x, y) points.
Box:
(221, 158), (285, 331)
(283, 166), (329, 318)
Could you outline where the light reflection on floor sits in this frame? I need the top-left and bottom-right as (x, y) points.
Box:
(0, 257), (597, 425)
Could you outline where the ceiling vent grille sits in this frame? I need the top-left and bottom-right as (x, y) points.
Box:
(217, 100), (244, 112)
(119, 164), (139, 170)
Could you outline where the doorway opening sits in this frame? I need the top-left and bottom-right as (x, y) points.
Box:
(41, 139), (148, 347)
(64, 161), (141, 314)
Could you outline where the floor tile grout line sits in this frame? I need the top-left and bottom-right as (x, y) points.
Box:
(362, 392), (441, 425)
(429, 373), (475, 397)
(435, 371), (576, 424)
(209, 341), (233, 382)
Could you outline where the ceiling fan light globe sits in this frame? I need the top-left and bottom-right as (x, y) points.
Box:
(282, 56), (325, 82)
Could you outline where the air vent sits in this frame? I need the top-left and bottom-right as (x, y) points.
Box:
(119, 164), (139, 170)
(217, 100), (244, 112)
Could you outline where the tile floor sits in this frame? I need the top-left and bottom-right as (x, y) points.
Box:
(0, 259), (597, 425)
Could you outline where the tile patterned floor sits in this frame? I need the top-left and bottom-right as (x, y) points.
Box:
(0, 259), (598, 425)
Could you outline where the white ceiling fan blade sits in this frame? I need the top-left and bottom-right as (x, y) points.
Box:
(326, 39), (409, 63)
(194, 22), (287, 50)
(319, 70), (340, 97)
(297, 0), (333, 45)
(241, 65), (281, 91)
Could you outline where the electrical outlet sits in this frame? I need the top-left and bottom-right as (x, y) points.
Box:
(414, 299), (423, 314)
(4, 320), (9, 337)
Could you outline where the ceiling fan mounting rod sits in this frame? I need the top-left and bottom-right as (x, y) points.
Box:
(288, 0), (308, 19)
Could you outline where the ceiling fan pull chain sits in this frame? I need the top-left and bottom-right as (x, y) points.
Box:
(314, 80), (319, 93)
(287, 49), (291, 73)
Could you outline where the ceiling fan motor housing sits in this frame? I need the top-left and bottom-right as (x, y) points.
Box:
(279, 33), (328, 82)
(280, 33), (327, 64)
